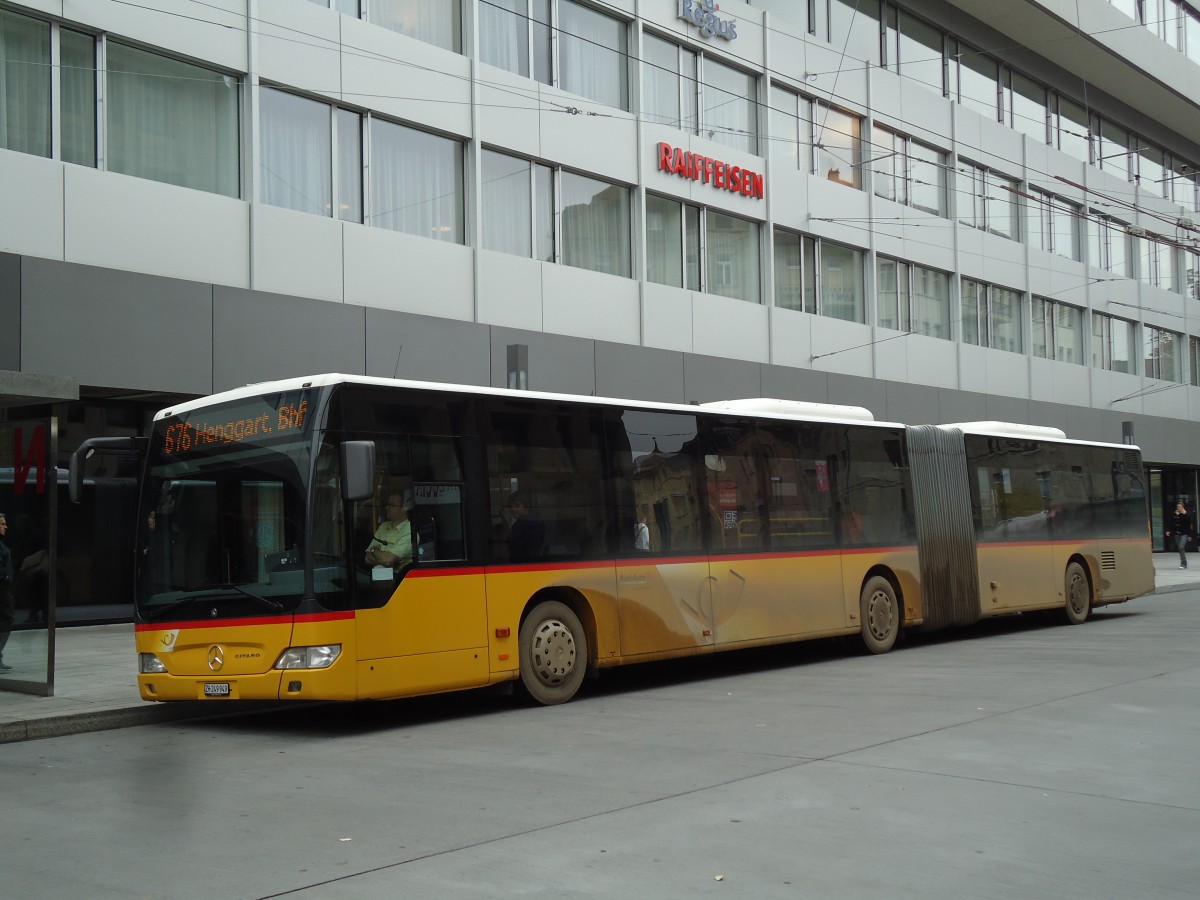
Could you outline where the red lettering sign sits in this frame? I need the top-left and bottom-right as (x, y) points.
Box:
(656, 141), (765, 200)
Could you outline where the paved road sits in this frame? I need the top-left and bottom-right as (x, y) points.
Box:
(3, 590), (1198, 899)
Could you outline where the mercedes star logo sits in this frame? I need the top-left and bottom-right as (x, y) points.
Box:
(208, 645), (225, 671)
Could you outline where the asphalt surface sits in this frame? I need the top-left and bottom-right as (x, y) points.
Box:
(0, 554), (1196, 744)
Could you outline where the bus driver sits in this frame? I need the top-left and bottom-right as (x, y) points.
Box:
(365, 491), (414, 572)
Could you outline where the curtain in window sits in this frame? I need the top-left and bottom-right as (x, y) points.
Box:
(703, 59), (756, 154)
(770, 87), (803, 170)
(482, 150), (531, 257)
(480, 0), (528, 75)
(990, 287), (1022, 352)
(0, 10), (50, 157)
(872, 127), (901, 203)
(559, 171), (629, 276)
(815, 105), (860, 187)
(909, 140), (944, 215)
(61, 29), (95, 167)
(643, 34), (681, 129)
(260, 88), (331, 215)
(107, 44), (239, 197)
(820, 242), (864, 322)
(370, 0), (461, 52)
(773, 230), (803, 311)
(706, 211), (758, 303)
(1031, 298), (1050, 359)
(1054, 303), (1082, 364)
(559, 1), (626, 110)
(912, 265), (949, 338)
(876, 257), (907, 330)
(961, 279), (982, 345)
(986, 173), (1019, 240)
(646, 194), (683, 287)
(336, 109), (362, 222)
(534, 162), (554, 261)
(370, 119), (463, 242)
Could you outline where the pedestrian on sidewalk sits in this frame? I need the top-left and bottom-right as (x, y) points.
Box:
(0, 513), (13, 671)
(1166, 501), (1193, 570)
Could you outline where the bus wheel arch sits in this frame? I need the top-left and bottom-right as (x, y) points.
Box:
(1063, 557), (1093, 625)
(859, 569), (903, 655)
(517, 589), (593, 705)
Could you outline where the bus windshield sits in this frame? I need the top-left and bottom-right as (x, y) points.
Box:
(137, 391), (316, 621)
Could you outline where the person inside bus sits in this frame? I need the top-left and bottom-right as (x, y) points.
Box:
(506, 491), (545, 562)
(365, 491), (414, 573)
(1166, 500), (1192, 569)
(0, 513), (13, 671)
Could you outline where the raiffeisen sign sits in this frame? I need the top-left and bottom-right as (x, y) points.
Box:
(677, 0), (738, 40)
(657, 141), (765, 199)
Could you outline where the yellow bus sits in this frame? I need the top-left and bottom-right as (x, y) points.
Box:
(69, 375), (1153, 705)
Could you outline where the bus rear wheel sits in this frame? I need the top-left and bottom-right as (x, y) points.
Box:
(860, 576), (900, 654)
(519, 601), (587, 705)
(1063, 561), (1092, 625)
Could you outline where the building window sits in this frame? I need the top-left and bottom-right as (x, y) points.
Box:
(1144, 325), (1181, 381)
(481, 149), (553, 260)
(877, 257), (950, 339)
(260, 88), (362, 221)
(648, 195), (757, 302)
(953, 40), (999, 120)
(61, 29), (96, 167)
(560, 171), (630, 276)
(962, 279), (1022, 352)
(1190, 335), (1200, 385)
(1027, 190), (1081, 261)
(773, 230), (864, 322)
(1086, 213), (1131, 276)
(1133, 235), (1178, 292)
(107, 43), (240, 197)
(370, 119), (463, 242)
(1006, 71), (1048, 143)
(1092, 312), (1136, 374)
(815, 102), (862, 188)
(1097, 118), (1132, 180)
(644, 36), (757, 154)
(871, 125), (947, 216)
(894, 11), (944, 95)
(1187, 251), (1200, 300)
(480, 0), (550, 79)
(304, 0), (361, 13)
(1053, 95), (1091, 164)
(957, 162), (1019, 240)
(828, 0), (882, 65)
(369, 0), (461, 52)
(770, 86), (811, 172)
(0, 9), (50, 158)
(1031, 297), (1084, 364)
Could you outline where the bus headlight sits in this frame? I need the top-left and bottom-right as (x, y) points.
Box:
(139, 653), (168, 674)
(274, 645), (341, 670)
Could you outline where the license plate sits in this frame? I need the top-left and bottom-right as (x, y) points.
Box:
(203, 682), (231, 697)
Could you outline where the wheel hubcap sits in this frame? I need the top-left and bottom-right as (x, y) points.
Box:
(1069, 573), (1087, 614)
(867, 590), (893, 640)
(530, 618), (576, 686)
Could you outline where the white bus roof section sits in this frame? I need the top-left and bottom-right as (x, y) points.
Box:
(941, 422), (1067, 440)
(155, 375), (901, 428)
(700, 398), (875, 422)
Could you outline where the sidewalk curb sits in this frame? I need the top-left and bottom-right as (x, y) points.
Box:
(0, 701), (287, 745)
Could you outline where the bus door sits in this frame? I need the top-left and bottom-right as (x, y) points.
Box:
(615, 408), (716, 656)
(344, 424), (488, 695)
(969, 438), (1057, 614)
(704, 420), (846, 646)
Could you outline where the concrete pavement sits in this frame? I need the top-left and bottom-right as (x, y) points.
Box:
(1, 553), (1195, 744)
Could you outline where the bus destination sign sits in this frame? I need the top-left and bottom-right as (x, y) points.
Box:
(162, 395), (311, 457)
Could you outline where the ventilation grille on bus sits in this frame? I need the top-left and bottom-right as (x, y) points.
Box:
(1101, 551), (1117, 571)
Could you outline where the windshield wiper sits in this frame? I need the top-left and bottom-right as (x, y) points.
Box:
(141, 585), (284, 623)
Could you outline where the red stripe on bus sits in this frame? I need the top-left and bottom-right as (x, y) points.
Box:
(135, 609), (354, 631)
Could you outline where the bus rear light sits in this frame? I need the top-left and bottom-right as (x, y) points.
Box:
(139, 653), (168, 674)
(274, 645), (341, 670)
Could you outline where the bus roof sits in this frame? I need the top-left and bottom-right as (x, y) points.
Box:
(155, 374), (904, 429)
(940, 421), (1140, 452)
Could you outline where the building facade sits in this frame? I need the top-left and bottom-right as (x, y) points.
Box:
(2, 0), (1199, 621)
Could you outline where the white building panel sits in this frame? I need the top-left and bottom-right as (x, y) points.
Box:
(476, 68), (545, 160)
(63, 166), (249, 287)
(476, 252), (544, 331)
(256, 0), (343, 99)
(343, 226), (473, 320)
(643, 282), (695, 354)
(0, 154), (63, 259)
(251, 205), (345, 303)
(691, 291), (768, 362)
(810, 316), (872, 377)
(542, 264), (639, 345)
(67, 0), (246, 72)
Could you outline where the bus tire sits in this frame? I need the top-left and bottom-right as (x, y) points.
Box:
(1063, 561), (1091, 625)
(519, 601), (587, 705)
(860, 575), (900, 654)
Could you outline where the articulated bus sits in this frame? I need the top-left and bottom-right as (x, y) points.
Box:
(69, 375), (1153, 705)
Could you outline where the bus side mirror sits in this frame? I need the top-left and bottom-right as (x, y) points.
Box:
(340, 441), (376, 502)
(69, 436), (147, 503)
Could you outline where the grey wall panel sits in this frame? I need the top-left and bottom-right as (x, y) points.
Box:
(827, 373), (888, 421)
(0, 253), (19, 370)
(212, 288), (365, 393)
(984, 394), (1031, 426)
(489, 328), (597, 396)
(595, 342), (684, 403)
(936, 389), (983, 426)
(364, 308), (490, 387)
(760, 365), (830, 405)
(21, 258), (213, 394)
(683, 354), (760, 404)
(883, 381), (941, 427)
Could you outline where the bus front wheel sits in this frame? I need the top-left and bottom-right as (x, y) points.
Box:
(860, 576), (900, 654)
(518, 601), (588, 705)
(1063, 561), (1092, 625)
